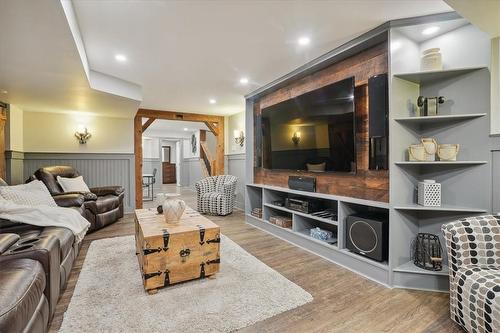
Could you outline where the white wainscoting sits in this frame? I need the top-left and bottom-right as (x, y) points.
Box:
(23, 153), (135, 213)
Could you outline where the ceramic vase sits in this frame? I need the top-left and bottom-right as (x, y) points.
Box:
(161, 193), (186, 224)
(421, 48), (443, 71)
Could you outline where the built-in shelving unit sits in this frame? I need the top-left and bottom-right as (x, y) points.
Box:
(389, 23), (491, 291)
(245, 16), (492, 293)
(246, 183), (391, 285)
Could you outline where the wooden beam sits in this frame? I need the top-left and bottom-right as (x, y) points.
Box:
(134, 115), (143, 209)
(141, 117), (156, 132)
(137, 109), (221, 123)
(204, 121), (219, 136)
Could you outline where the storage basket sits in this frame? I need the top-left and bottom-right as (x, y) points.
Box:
(437, 144), (459, 161)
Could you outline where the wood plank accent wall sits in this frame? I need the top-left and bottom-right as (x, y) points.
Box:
(254, 42), (389, 202)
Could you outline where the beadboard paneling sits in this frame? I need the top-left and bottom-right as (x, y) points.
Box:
(226, 153), (245, 209)
(23, 153), (135, 212)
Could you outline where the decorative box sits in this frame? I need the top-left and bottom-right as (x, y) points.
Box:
(269, 215), (292, 228)
(251, 207), (262, 219)
(418, 180), (441, 207)
(310, 227), (333, 241)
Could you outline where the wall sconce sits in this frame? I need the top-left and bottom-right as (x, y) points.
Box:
(75, 125), (91, 144)
(292, 131), (301, 145)
(234, 130), (245, 147)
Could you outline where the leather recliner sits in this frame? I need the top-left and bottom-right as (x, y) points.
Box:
(0, 258), (50, 333)
(30, 166), (125, 232)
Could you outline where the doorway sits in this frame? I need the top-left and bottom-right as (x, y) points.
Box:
(134, 109), (224, 209)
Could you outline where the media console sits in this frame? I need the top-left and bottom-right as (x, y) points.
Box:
(245, 183), (392, 286)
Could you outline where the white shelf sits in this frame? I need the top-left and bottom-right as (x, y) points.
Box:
(295, 229), (338, 249)
(394, 204), (487, 213)
(395, 161), (487, 166)
(394, 113), (486, 124)
(247, 183), (389, 209)
(393, 66), (487, 84)
(264, 203), (338, 226)
(393, 261), (449, 277)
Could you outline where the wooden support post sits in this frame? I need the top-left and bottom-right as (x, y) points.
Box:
(134, 115), (143, 209)
(215, 117), (224, 175)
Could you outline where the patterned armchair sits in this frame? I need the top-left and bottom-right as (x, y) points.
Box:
(195, 175), (237, 216)
(442, 215), (500, 333)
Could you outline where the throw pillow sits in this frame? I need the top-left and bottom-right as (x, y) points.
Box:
(306, 162), (326, 172)
(0, 180), (57, 207)
(57, 175), (91, 193)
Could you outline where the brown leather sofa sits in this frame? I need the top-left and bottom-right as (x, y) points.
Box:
(29, 166), (125, 232)
(0, 259), (49, 333)
(0, 177), (84, 332)
(0, 220), (79, 333)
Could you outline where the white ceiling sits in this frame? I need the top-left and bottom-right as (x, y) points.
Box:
(72, 0), (452, 116)
(397, 18), (468, 43)
(1, 0), (453, 118)
(0, 0), (140, 118)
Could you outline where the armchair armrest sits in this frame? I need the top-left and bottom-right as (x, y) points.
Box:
(89, 186), (124, 196)
(52, 193), (85, 207)
(442, 215), (500, 275)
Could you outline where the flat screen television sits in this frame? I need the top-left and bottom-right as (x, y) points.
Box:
(261, 76), (356, 173)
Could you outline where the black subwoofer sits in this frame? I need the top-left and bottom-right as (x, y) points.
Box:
(346, 214), (388, 262)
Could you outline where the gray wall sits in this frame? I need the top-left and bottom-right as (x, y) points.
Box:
(5, 151), (24, 185)
(225, 153), (245, 209)
(180, 158), (203, 188)
(22, 153), (135, 213)
(491, 138), (500, 213)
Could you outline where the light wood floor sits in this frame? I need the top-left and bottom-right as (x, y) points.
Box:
(49, 186), (463, 333)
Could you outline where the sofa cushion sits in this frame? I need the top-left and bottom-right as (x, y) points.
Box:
(0, 181), (57, 207)
(57, 175), (90, 193)
(454, 265), (500, 331)
(0, 259), (46, 333)
(34, 166), (80, 195)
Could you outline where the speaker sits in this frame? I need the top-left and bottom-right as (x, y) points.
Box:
(346, 214), (388, 262)
(288, 176), (316, 192)
(368, 73), (388, 170)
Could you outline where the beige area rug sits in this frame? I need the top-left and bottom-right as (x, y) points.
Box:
(59, 235), (313, 333)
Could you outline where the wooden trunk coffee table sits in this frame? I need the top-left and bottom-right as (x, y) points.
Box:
(135, 206), (220, 294)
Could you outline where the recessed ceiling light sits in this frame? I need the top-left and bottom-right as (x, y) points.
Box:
(239, 77), (249, 85)
(183, 128), (188, 131)
(114, 54), (127, 62)
(391, 41), (402, 52)
(298, 36), (310, 46)
(209, 99), (216, 104)
(422, 26), (440, 36)
(1, 90), (7, 94)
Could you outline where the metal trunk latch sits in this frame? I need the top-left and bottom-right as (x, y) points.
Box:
(179, 248), (191, 262)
